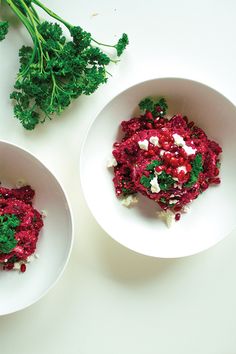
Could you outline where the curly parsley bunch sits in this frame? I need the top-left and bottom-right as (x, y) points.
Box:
(0, 0), (129, 130)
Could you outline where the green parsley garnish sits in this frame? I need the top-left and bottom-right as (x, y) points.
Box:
(122, 187), (134, 196)
(158, 171), (175, 191)
(184, 153), (203, 188)
(0, 214), (20, 254)
(140, 175), (152, 188)
(146, 160), (162, 171)
(140, 162), (175, 192)
(1, 0), (129, 130)
(139, 97), (168, 117)
(0, 20), (9, 41)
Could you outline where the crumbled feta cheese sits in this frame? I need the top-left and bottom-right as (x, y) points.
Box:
(13, 262), (21, 270)
(121, 195), (138, 207)
(173, 133), (185, 146)
(150, 176), (161, 193)
(177, 165), (187, 174)
(27, 255), (35, 263)
(107, 156), (118, 168)
(16, 178), (27, 188)
(182, 205), (191, 213)
(157, 210), (175, 228)
(173, 133), (196, 156)
(169, 199), (179, 205)
(159, 149), (165, 157)
(149, 136), (160, 147)
(138, 139), (149, 151)
(41, 209), (47, 218)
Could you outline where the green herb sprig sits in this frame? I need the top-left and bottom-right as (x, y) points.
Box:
(0, 214), (20, 254)
(0, 20), (9, 41)
(139, 97), (168, 117)
(0, 0), (129, 130)
(140, 160), (175, 192)
(184, 153), (203, 188)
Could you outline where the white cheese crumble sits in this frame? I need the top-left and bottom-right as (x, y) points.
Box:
(177, 165), (187, 174)
(157, 210), (175, 228)
(15, 178), (27, 188)
(159, 149), (165, 157)
(138, 139), (149, 151)
(121, 195), (138, 207)
(41, 209), (47, 218)
(27, 255), (36, 263)
(107, 156), (118, 168)
(149, 136), (160, 147)
(150, 176), (161, 193)
(169, 199), (179, 205)
(182, 205), (191, 213)
(173, 133), (196, 156)
(13, 262), (21, 270)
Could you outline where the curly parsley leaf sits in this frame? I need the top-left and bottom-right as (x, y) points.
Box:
(184, 153), (203, 188)
(139, 97), (168, 117)
(0, 214), (20, 254)
(0, 21), (9, 42)
(158, 171), (175, 191)
(140, 175), (152, 188)
(115, 33), (129, 56)
(146, 160), (162, 171)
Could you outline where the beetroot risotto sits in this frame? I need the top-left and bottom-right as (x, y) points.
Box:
(0, 185), (43, 272)
(109, 97), (222, 227)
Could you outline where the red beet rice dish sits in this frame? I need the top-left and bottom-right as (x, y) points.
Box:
(111, 97), (222, 225)
(0, 185), (43, 272)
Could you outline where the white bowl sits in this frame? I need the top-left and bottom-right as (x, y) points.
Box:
(80, 78), (236, 258)
(0, 141), (73, 315)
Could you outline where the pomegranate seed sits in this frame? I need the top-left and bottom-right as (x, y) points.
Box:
(178, 157), (185, 165)
(148, 149), (155, 156)
(174, 205), (182, 212)
(164, 153), (172, 162)
(145, 111), (153, 120)
(201, 181), (208, 190)
(155, 165), (165, 173)
(161, 128), (169, 136)
(209, 177), (221, 184)
(20, 263), (26, 273)
(170, 157), (179, 167)
(186, 163), (192, 172)
(179, 148), (187, 158)
(215, 167), (219, 176)
(172, 169), (179, 177)
(166, 167), (172, 175)
(146, 122), (153, 129)
(175, 213), (181, 221)
(178, 170), (186, 181)
(162, 142), (172, 151)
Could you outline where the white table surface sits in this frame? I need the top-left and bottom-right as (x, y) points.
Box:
(1, 0), (236, 353)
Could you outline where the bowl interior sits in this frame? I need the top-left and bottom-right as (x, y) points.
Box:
(81, 78), (236, 258)
(0, 141), (73, 315)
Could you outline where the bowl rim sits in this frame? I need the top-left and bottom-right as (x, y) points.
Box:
(0, 139), (74, 315)
(79, 76), (236, 259)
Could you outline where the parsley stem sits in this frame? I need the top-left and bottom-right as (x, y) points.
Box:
(91, 38), (116, 48)
(19, 0), (44, 71)
(32, 0), (72, 29)
(6, 0), (35, 40)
